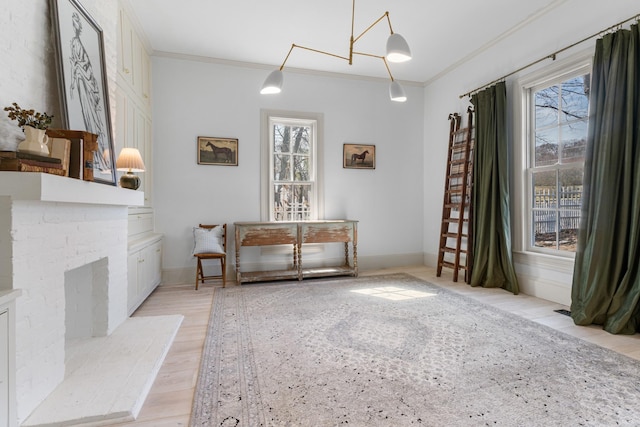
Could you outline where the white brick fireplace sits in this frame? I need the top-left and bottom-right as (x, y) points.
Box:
(0, 172), (150, 425)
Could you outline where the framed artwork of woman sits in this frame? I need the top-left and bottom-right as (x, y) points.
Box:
(50, 0), (117, 185)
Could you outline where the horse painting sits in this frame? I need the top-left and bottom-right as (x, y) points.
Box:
(351, 150), (369, 165)
(206, 141), (233, 162)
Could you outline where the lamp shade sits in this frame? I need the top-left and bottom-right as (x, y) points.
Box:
(386, 33), (412, 63)
(260, 69), (284, 94)
(116, 147), (145, 172)
(389, 80), (407, 102)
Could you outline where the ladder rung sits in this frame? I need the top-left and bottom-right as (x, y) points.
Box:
(441, 232), (469, 238)
(440, 260), (469, 270)
(440, 246), (469, 254)
(443, 217), (469, 223)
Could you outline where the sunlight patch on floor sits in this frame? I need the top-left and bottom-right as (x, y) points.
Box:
(351, 286), (437, 301)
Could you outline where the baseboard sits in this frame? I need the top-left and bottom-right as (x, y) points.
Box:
(161, 254), (572, 306)
(422, 251), (572, 306)
(161, 252), (426, 286)
(423, 252), (438, 268)
(516, 274), (572, 306)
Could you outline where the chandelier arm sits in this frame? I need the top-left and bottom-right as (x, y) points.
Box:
(382, 56), (395, 81)
(279, 44), (297, 70)
(386, 12), (394, 34)
(351, 0), (356, 43)
(351, 51), (395, 81)
(280, 44), (350, 69)
(352, 11), (391, 44)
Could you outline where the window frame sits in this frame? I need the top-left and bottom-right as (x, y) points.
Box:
(260, 109), (324, 222)
(519, 59), (592, 258)
(507, 51), (593, 262)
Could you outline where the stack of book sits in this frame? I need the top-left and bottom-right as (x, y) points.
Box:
(0, 151), (66, 176)
(0, 130), (97, 180)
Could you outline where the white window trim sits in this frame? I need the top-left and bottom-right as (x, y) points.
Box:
(513, 48), (593, 261)
(260, 109), (325, 221)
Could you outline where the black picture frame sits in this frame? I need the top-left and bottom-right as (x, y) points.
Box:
(50, 0), (117, 185)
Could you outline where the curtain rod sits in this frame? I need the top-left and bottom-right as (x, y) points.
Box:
(459, 12), (640, 99)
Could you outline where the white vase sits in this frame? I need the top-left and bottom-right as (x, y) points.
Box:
(18, 126), (50, 156)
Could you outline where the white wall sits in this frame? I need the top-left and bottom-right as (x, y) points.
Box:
(422, 0), (640, 304)
(151, 57), (425, 282)
(0, 0), (117, 151)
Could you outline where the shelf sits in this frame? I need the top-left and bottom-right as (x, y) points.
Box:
(237, 269), (300, 284)
(301, 266), (356, 279)
(0, 172), (143, 206)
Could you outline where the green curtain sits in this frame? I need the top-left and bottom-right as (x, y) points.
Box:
(470, 82), (520, 294)
(571, 24), (640, 335)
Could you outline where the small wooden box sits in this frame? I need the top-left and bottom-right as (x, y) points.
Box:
(46, 129), (98, 181)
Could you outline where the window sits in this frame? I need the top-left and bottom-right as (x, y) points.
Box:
(261, 111), (323, 221)
(526, 66), (590, 253)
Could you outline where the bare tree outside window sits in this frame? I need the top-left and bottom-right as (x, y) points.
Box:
(271, 121), (315, 221)
(531, 73), (589, 252)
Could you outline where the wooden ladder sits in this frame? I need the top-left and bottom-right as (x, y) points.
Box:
(437, 107), (474, 283)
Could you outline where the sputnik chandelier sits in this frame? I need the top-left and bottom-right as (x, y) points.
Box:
(260, 0), (412, 102)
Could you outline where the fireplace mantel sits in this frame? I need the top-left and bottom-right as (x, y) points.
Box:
(0, 172), (144, 206)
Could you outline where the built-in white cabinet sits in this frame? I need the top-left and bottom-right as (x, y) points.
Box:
(128, 235), (162, 315)
(116, 1), (153, 207)
(118, 1), (161, 314)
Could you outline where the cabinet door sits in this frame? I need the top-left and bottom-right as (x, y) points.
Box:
(148, 240), (162, 290)
(0, 310), (9, 426)
(140, 45), (152, 108)
(127, 252), (139, 314)
(118, 9), (134, 87)
(133, 109), (152, 206)
(136, 251), (148, 303)
(139, 241), (160, 297)
(114, 87), (128, 154)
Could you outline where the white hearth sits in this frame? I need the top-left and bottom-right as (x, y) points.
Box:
(0, 173), (181, 426)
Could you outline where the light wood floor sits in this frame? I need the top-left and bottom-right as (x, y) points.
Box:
(113, 265), (640, 426)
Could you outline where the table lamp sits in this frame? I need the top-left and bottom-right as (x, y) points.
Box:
(116, 147), (145, 190)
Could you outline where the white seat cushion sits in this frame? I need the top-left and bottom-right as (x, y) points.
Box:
(193, 226), (224, 255)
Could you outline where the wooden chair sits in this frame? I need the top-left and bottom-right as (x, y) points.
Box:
(194, 224), (227, 289)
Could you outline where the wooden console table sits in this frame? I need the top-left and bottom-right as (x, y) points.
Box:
(234, 220), (358, 284)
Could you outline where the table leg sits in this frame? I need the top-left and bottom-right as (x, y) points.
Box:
(353, 242), (358, 276)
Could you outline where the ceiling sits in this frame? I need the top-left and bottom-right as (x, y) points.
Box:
(126, 0), (567, 85)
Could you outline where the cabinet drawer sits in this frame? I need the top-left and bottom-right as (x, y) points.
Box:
(128, 213), (153, 238)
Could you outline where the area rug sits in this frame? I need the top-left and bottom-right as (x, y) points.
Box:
(190, 273), (640, 426)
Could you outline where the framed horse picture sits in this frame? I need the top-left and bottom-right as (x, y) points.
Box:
(343, 143), (375, 169)
(197, 136), (238, 166)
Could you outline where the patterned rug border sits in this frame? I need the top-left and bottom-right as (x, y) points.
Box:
(190, 273), (640, 426)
